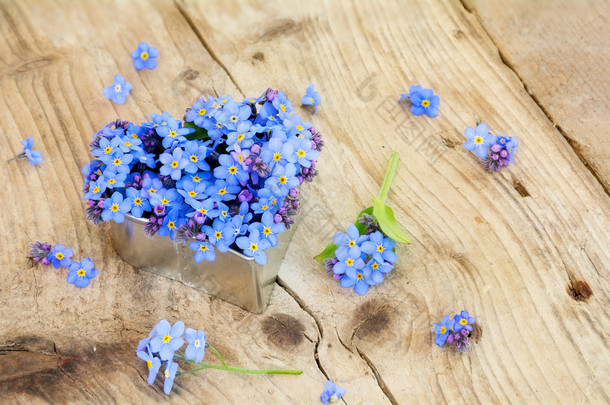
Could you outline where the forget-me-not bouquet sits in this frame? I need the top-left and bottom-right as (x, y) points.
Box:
(82, 88), (323, 265)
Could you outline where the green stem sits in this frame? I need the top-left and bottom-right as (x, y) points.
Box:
(206, 344), (227, 367)
(177, 363), (302, 376)
(376, 152), (400, 204)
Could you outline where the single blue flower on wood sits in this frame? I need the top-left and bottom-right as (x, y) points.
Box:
(103, 74), (132, 105)
(463, 123), (496, 158)
(150, 320), (185, 361)
(433, 314), (455, 347)
(184, 328), (206, 363)
(320, 380), (346, 404)
(301, 83), (321, 115)
(67, 257), (99, 288)
(131, 42), (158, 70)
(401, 85), (440, 117)
(453, 310), (476, 332)
(163, 360), (179, 395)
(47, 244), (73, 268)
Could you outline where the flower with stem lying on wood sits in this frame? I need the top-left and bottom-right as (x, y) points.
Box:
(316, 152), (410, 295)
(8, 137), (43, 165)
(137, 319), (302, 395)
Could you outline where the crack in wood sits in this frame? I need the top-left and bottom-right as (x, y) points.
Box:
(174, 1), (244, 97)
(458, 0), (610, 198)
(356, 347), (399, 405)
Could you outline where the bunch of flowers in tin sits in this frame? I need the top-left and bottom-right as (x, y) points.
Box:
(315, 153), (410, 295)
(82, 89), (323, 265)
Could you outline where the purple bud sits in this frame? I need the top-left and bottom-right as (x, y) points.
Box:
(500, 150), (508, 158)
(196, 233), (206, 241)
(265, 88), (277, 101)
(310, 160), (316, 168)
(491, 144), (501, 153)
(333, 273), (343, 280)
(274, 213), (282, 223)
(33, 257), (40, 262)
(157, 218), (164, 225)
(461, 328), (469, 336)
(288, 188), (299, 198)
(292, 200), (300, 208)
(97, 201), (105, 208)
(491, 153), (499, 161)
(278, 208), (287, 215)
(41, 258), (51, 266)
(238, 189), (253, 202)
(250, 144), (261, 154)
(42, 243), (51, 250)
(87, 200), (96, 207)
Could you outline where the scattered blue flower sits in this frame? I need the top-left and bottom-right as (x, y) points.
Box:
(184, 328), (206, 363)
(463, 123), (495, 159)
(433, 314), (455, 347)
(150, 320), (185, 361)
(131, 42), (158, 70)
(46, 244), (73, 268)
(103, 74), (132, 105)
(301, 84), (321, 114)
(453, 311), (476, 332)
(66, 258), (99, 288)
(400, 85), (440, 117)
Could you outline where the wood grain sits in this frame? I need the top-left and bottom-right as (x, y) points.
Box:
(1, 0), (609, 403)
(463, 0), (610, 194)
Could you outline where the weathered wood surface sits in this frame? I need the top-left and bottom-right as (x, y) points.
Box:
(1, 0), (608, 404)
(463, 0), (610, 193)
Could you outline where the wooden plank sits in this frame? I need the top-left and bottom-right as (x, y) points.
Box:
(176, 0), (610, 403)
(0, 0), (332, 403)
(463, 0), (610, 193)
(0, 0), (608, 403)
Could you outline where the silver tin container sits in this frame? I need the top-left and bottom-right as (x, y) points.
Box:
(109, 214), (296, 313)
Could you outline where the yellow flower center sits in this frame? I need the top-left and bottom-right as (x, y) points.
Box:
(93, 186), (100, 194)
(238, 155), (244, 162)
(124, 141), (131, 147)
(188, 191), (197, 197)
(297, 150), (306, 157)
(250, 243), (258, 251)
(346, 258), (354, 266)
(218, 189), (226, 195)
(372, 263), (379, 270)
(108, 179), (116, 185)
(216, 123), (223, 128)
(193, 176), (201, 182)
(237, 134), (244, 141)
(194, 339), (201, 348)
(104, 147), (112, 154)
(148, 188), (156, 194)
(440, 326), (447, 334)
(113, 158), (121, 166)
(56, 253), (64, 260)
(111, 204), (119, 212)
(229, 167), (237, 174)
(161, 199), (169, 205)
(268, 116), (276, 121)
(171, 161), (178, 168)
(377, 245), (384, 252)
(261, 205), (268, 211)
(147, 360), (153, 369)
(278, 176), (287, 184)
(134, 198), (142, 205)
(77, 269), (86, 276)
(348, 241), (355, 247)
(168, 221), (175, 229)
(263, 227), (271, 235)
(131, 133), (138, 139)
(169, 131), (177, 138)
(140, 51), (149, 61)
(296, 125), (303, 131)
(190, 155), (198, 162)
(273, 153), (281, 161)
(200, 245), (208, 251)
(199, 208), (207, 214)
(474, 136), (483, 144)
(114, 84), (121, 92)
(309, 97), (315, 103)
(356, 273), (364, 280)
(280, 104), (286, 112)
(214, 232), (222, 239)
(198, 108), (206, 116)
(421, 99), (430, 107)
(221, 211), (228, 217)
(165, 369), (170, 378)
(162, 335), (171, 343)
(460, 318), (468, 325)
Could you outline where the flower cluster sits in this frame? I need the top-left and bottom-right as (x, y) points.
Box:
(137, 319), (301, 395)
(324, 215), (397, 295)
(28, 241), (99, 288)
(9, 137), (43, 165)
(83, 89), (323, 265)
(399, 84), (440, 117)
(433, 311), (477, 352)
(463, 123), (518, 172)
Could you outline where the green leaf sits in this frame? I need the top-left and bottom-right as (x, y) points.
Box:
(372, 152), (411, 244)
(184, 122), (210, 141)
(373, 199), (411, 244)
(314, 242), (339, 263)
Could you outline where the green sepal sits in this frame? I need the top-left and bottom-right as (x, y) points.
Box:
(183, 122), (210, 141)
